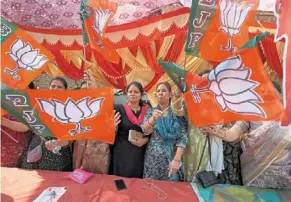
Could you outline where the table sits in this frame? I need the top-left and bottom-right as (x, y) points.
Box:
(1, 168), (199, 202)
(192, 183), (291, 202)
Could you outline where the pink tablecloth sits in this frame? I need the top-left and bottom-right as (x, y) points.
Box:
(1, 168), (199, 202)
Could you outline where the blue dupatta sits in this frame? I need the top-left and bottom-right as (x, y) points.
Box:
(155, 105), (181, 140)
(154, 105), (183, 181)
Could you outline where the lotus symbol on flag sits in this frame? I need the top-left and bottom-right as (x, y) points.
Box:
(37, 97), (104, 136)
(92, 9), (112, 49)
(191, 56), (266, 117)
(5, 38), (48, 80)
(219, 0), (253, 52)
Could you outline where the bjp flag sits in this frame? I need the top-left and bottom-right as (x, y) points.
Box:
(160, 39), (284, 126)
(80, 0), (119, 63)
(185, 0), (259, 62)
(1, 17), (54, 89)
(274, 0), (291, 126)
(1, 88), (116, 143)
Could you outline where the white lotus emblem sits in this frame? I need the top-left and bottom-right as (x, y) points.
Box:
(219, 0), (253, 52)
(5, 38), (48, 80)
(37, 97), (104, 135)
(92, 9), (112, 49)
(191, 56), (266, 117)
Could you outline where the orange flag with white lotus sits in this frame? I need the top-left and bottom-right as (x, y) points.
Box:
(183, 47), (284, 126)
(1, 88), (116, 143)
(81, 0), (120, 63)
(185, 0), (259, 62)
(1, 17), (54, 89)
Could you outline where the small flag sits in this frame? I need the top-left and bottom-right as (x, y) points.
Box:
(185, 0), (259, 62)
(80, 0), (120, 63)
(1, 17), (54, 89)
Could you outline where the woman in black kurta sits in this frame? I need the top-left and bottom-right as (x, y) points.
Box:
(112, 82), (148, 178)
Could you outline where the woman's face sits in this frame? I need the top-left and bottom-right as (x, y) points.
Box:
(156, 84), (171, 105)
(127, 85), (142, 104)
(50, 80), (66, 90)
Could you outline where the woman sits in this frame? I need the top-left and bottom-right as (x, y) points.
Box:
(186, 69), (242, 185)
(142, 82), (188, 181)
(112, 81), (149, 178)
(72, 77), (120, 174)
(1, 82), (35, 167)
(203, 82), (291, 189)
(184, 70), (211, 182)
(20, 77), (73, 171)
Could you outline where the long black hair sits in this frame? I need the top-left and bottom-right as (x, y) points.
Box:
(126, 81), (144, 107)
(49, 76), (68, 89)
(28, 82), (36, 89)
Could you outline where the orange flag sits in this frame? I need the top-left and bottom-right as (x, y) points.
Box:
(1, 17), (54, 89)
(274, 0), (291, 126)
(81, 0), (120, 63)
(1, 17), (54, 117)
(184, 48), (284, 126)
(186, 0), (259, 62)
(1, 88), (116, 143)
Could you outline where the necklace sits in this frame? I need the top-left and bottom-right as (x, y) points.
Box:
(130, 106), (140, 113)
(141, 178), (168, 200)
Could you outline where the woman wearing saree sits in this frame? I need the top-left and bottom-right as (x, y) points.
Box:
(203, 82), (291, 189)
(142, 82), (188, 181)
(184, 69), (242, 185)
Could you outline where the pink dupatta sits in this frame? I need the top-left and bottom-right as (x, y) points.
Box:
(122, 104), (147, 126)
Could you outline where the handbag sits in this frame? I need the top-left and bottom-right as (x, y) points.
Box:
(128, 130), (145, 142)
(196, 136), (219, 188)
(27, 135), (45, 163)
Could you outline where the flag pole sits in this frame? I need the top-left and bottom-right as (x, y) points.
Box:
(79, 1), (90, 88)
(1, 129), (19, 143)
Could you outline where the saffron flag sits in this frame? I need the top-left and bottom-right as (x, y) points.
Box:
(274, 0), (291, 126)
(160, 39), (284, 127)
(80, 0), (120, 63)
(1, 87), (116, 143)
(185, 0), (259, 62)
(1, 17), (54, 89)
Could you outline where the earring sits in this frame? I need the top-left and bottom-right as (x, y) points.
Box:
(144, 93), (148, 103)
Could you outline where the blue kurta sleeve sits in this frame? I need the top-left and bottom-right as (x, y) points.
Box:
(141, 108), (153, 133)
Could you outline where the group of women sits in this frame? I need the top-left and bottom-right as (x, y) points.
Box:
(1, 72), (291, 189)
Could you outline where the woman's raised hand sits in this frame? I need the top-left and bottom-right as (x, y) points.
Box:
(83, 70), (98, 89)
(172, 87), (183, 108)
(152, 109), (163, 121)
(45, 140), (69, 152)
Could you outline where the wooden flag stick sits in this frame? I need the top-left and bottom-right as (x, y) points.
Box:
(1, 129), (19, 143)
(161, 97), (183, 115)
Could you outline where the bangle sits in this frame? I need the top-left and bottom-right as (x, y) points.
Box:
(173, 159), (181, 163)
